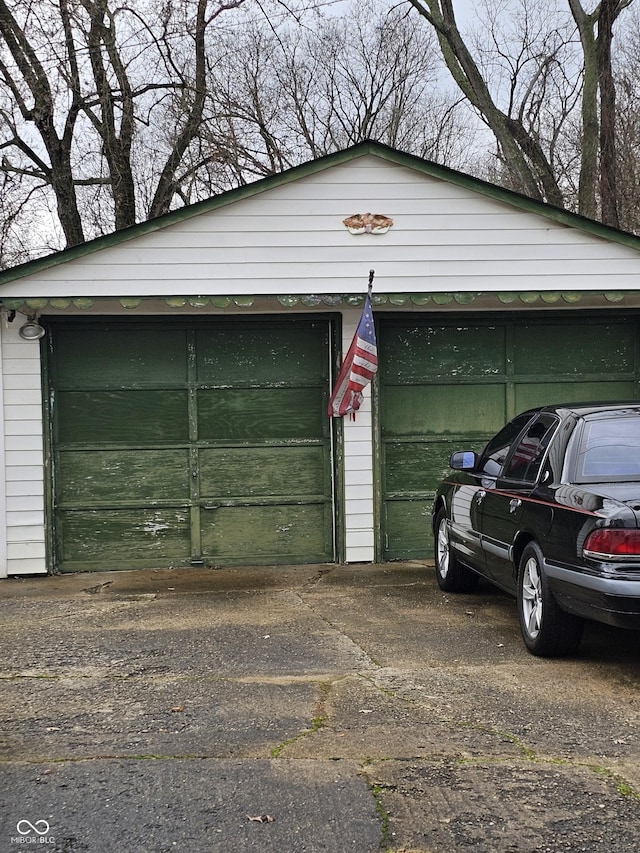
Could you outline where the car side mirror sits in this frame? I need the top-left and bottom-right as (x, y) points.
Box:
(449, 451), (478, 471)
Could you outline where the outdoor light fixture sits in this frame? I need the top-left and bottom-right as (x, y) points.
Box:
(19, 316), (45, 341)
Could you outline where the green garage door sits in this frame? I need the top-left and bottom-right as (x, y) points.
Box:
(48, 318), (335, 572)
(379, 315), (640, 560)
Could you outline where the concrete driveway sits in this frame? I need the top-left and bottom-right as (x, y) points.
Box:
(1, 561), (640, 852)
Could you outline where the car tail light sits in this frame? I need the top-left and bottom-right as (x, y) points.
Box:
(583, 529), (640, 560)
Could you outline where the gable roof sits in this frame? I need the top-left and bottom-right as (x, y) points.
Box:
(2, 140), (640, 288)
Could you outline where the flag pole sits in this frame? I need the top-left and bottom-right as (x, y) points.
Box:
(368, 269), (375, 296)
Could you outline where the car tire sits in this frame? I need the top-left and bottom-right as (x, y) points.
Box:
(434, 509), (479, 593)
(517, 541), (584, 657)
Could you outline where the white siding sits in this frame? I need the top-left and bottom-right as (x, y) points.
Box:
(3, 156), (640, 299)
(0, 326), (5, 578)
(340, 309), (376, 563)
(1, 325), (46, 576)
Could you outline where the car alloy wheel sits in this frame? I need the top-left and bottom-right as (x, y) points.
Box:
(433, 509), (478, 593)
(520, 554), (542, 640)
(436, 515), (451, 580)
(517, 542), (583, 657)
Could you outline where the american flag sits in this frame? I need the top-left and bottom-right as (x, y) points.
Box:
(328, 294), (378, 418)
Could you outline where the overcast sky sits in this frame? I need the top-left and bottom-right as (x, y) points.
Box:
(445, 0), (475, 24)
(327, 0), (477, 20)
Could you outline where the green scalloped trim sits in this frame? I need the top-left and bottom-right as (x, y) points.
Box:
(210, 296), (231, 308)
(4, 291), (640, 315)
(322, 295), (342, 306)
(277, 295), (298, 307)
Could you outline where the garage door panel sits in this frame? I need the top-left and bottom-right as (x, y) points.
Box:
(199, 446), (328, 498)
(514, 381), (636, 412)
(56, 390), (189, 443)
(196, 325), (326, 385)
(201, 504), (332, 564)
(53, 329), (188, 388)
(58, 509), (191, 565)
(384, 440), (481, 493)
(380, 325), (505, 382)
(382, 385), (506, 436)
(384, 501), (432, 559)
(56, 450), (191, 503)
(514, 324), (635, 376)
(197, 388), (325, 440)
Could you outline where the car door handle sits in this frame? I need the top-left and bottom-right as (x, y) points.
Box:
(509, 499), (522, 513)
(475, 490), (486, 505)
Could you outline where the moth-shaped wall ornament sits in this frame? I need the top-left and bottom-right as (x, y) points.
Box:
(342, 213), (393, 234)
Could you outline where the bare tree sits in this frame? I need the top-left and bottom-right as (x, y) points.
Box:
(0, 0), (86, 246)
(0, 171), (52, 267)
(406, 0), (635, 226)
(567, 0), (633, 225)
(0, 0), (248, 253)
(7, 0), (455, 260)
(3, 0), (637, 265)
(192, 1), (473, 189)
(613, 3), (640, 233)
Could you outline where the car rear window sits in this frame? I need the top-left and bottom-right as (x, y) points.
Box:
(576, 416), (640, 481)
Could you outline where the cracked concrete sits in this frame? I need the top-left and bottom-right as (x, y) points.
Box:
(1, 562), (640, 851)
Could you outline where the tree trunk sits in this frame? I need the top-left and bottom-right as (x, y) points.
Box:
(597, 0), (620, 227)
(148, 0), (247, 219)
(83, 0), (137, 230)
(568, 1), (601, 220)
(0, 0), (85, 247)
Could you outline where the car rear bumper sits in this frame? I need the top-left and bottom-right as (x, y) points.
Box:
(544, 562), (640, 629)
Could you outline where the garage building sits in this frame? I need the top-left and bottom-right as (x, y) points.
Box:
(2, 142), (640, 575)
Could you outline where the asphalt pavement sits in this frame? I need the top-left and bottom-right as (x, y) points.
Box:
(1, 562), (640, 852)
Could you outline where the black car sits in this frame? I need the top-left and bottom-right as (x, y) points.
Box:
(432, 403), (640, 656)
